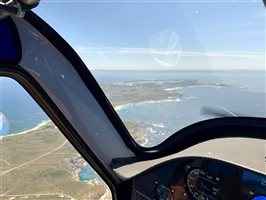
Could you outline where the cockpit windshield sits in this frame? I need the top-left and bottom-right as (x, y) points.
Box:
(35, 1), (265, 147)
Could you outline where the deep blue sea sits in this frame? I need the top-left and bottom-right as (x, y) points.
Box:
(0, 70), (265, 181)
(0, 70), (265, 146)
(91, 70), (265, 92)
(0, 78), (49, 135)
(92, 70), (266, 146)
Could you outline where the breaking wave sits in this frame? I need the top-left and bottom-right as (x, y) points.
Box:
(114, 98), (181, 112)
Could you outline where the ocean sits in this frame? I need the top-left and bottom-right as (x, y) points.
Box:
(92, 70), (266, 146)
(91, 70), (265, 92)
(0, 70), (265, 146)
(0, 77), (49, 135)
(0, 70), (265, 182)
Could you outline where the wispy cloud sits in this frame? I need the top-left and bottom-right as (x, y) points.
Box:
(75, 46), (264, 58)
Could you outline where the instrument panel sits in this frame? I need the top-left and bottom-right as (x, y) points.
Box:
(186, 168), (220, 200)
(132, 157), (266, 200)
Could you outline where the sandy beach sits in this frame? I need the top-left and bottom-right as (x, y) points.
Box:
(0, 120), (52, 139)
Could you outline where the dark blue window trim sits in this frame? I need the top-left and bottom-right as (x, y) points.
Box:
(0, 17), (21, 66)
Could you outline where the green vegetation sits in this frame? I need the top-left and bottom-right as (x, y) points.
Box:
(101, 80), (230, 107)
(0, 122), (109, 200)
(0, 80), (231, 199)
(124, 121), (151, 145)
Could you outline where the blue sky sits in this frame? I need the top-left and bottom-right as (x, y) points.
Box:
(35, 1), (265, 70)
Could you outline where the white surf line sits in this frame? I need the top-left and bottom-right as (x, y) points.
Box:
(0, 140), (67, 176)
(222, 107), (238, 117)
(2, 120), (51, 139)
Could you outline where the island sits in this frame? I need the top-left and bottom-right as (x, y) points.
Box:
(0, 79), (232, 199)
(101, 79), (230, 107)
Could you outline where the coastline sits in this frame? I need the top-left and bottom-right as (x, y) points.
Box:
(100, 186), (112, 200)
(114, 97), (181, 112)
(114, 104), (132, 112)
(1, 120), (52, 139)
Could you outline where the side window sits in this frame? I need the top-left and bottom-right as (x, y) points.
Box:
(0, 77), (112, 200)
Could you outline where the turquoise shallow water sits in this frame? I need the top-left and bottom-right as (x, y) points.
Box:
(92, 70), (266, 146)
(1, 71), (265, 136)
(0, 71), (265, 180)
(116, 86), (266, 146)
(78, 164), (99, 181)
